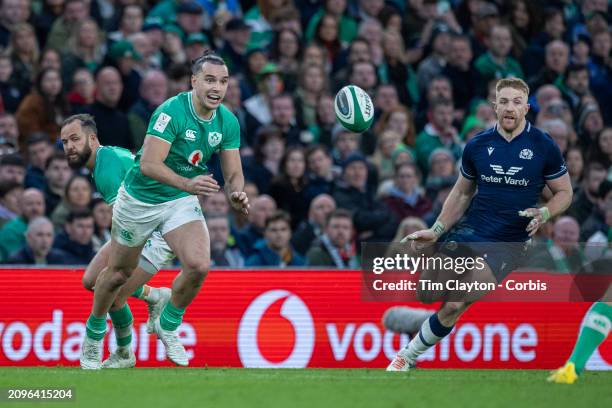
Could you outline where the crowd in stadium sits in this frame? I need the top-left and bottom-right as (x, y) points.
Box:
(0, 0), (610, 269)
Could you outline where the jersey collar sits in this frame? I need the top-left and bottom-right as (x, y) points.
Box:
(493, 121), (531, 143)
(188, 91), (217, 123)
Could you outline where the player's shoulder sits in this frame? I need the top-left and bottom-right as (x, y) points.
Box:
(464, 126), (497, 149)
(156, 92), (189, 113)
(217, 104), (238, 122)
(98, 145), (134, 160)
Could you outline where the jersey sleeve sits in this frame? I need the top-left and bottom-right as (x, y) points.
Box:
(459, 140), (477, 180)
(94, 149), (127, 205)
(220, 110), (241, 150)
(146, 99), (180, 144)
(543, 137), (567, 180)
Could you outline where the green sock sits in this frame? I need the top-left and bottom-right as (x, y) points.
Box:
(568, 302), (612, 374)
(85, 314), (107, 341)
(131, 286), (144, 299)
(109, 305), (133, 347)
(160, 301), (185, 331)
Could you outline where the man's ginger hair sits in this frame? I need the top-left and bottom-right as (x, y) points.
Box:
(495, 77), (530, 97)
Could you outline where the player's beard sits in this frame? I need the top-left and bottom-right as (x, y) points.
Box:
(67, 142), (92, 169)
(499, 115), (521, 133)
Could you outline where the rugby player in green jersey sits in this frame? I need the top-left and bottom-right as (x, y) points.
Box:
(80, 51), (249, 369)
(61, 113), (174, 368)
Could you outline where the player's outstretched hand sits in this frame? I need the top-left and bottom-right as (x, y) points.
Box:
(185, 175), (220, 196)
(230, 191), (249, 216)
(519, 207), (550, 237)
(400, 228), (439, 251)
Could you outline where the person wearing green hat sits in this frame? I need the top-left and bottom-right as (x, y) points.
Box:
(162, 24), (187, 67)
(243, 62), (284, 130)
(185, 32), (210, 62)
(108, 40), (143, 111)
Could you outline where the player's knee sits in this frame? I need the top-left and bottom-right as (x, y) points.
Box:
(82, 274), (95, 291)
(183, 259), (210, 280)
(106, 267), (131, 288)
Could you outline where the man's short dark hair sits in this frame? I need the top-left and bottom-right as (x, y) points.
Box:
(0, 180), (23, 198)
(325, 208), (353, 226)
(45, 151), (67, 170)
(265, 210), (291, 229)
(27, 132), (52, 146)
(61, 114), (97, 135)
(566, 63), (588, 77)
(191, 50), (226, 75)
(0, 153), (25, 168)
(66, 208), (93, 224)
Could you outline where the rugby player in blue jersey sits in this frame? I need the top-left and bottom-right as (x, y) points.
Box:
(387, 78), (573, 371)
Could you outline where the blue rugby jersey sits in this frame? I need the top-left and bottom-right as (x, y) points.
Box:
(459, 122), (567, 242)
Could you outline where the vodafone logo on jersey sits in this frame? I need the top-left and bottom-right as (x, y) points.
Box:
(237, 290), (315, 368)
(188, 150), (203, 167)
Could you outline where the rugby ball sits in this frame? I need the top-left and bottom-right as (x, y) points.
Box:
(334, 85), (374, 133)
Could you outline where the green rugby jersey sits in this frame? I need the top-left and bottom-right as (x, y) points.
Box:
(92, 146), (135, 205)
(124, 91), (241, 204)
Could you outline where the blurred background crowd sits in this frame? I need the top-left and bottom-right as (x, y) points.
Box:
(0, 0), (610, 269)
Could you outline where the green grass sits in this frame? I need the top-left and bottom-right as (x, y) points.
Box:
(0, 368), (610, 408)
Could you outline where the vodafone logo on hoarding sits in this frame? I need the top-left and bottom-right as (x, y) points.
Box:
(237, 290), (314, 368)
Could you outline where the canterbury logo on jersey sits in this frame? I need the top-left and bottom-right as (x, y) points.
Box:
(490, 165), (523, 175)
(185, 129), (197, 141)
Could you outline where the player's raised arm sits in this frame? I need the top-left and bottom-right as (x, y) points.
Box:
(219, 148), (249, 215)
(140, 136), (219, 196)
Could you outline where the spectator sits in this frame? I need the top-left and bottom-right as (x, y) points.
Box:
(474, 24), (524, 85)
(16, 68), (70, 144)
(542, 119), (571, 155)
(443, 34), (482, 114)
(374, 104), (416, 147)
(0, 112), (19, 150)
(221, 18), (252, 76)
(175, 1), (204, 37)
(52, 208), (95, 264)
(223, 76), (249, 150)
(208, 213), (245, 268)
(61, 18), (105, 83)
(392, 216), (428, 243)
(522, 7), (565, 78)
(10, 22), (39, 96)
(304, 144), (337, 203)
(269, 28), (302, 91)
(161, 24), (187, 68)
(371, 129), (402, 182)
(6, 216), (66, 265)
(244, 0), (296, 50)
(50, 174), (92, 230)
(43, 151), (72, 215)
(294, 63), (329, 129)
(305, 0), (357, 44)
(587, 127), (612, 171)
(166, 62), (191, 98)
(425, 147), (458, 198)
(107, 40), (143, 111)
(311, 13), (343, 70)
(331, 124), (360, 165)
(0, 53), (21, 113)
(24, 132), (53, 190)
(184, 33), (210, 64)
(581, 180), (612, 242)
(269, 146), (308, 229)
(415, 75), (454, 130)
(332, 153), (396, 242)
(85, 66), (133, 149)
(577, 102), (604, 148)
(243, 63), (284, 133)
(66, 68), (95, 109)
(128, 70), (168, 149)
(245, 210), (305, 267)
(107, 4), (143, 43)
(380, 162), (432, 220)
(0, 180), (22, 227)
(0, 0), (30, 48)
(90, 197), (110, 252)
(529, 216), (584, 273)
(242, 126), (285, 194)
(332, 37), (371, 90)
(306, 208), (358, 267)
(374, 83), (399, 116)
(566, 146), (584, 190)
(0, 153), (25, 184)
(235, 194), (277, 257)
(292, 193), (336, 256)
(379, 29), (418, 108)
(347, 60), (377, 96)
(528, 40), (569, 91)
(415, 98), (463, 175)
(307, 93), (336, 148)
(269, 93), (301, 146)
(416, 23), (452, 95)
(585, 203), (612, 262)
(0, 187), (45, 262)
(569, 162), (607, 225)
(46, 0), (90, 52)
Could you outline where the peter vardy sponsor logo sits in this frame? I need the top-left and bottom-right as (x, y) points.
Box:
(482, 165), (529, 186)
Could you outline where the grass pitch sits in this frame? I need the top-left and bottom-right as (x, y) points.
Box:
(0, 368), (610, 408)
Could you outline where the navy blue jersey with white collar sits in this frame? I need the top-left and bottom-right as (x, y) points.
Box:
(459, 122), (567, 242)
